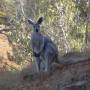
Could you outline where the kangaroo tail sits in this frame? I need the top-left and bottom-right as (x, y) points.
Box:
(55, 52), (90, 65)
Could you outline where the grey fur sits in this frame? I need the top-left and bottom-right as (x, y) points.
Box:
(28, 17), (58, 72)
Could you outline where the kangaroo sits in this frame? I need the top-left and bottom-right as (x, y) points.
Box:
(28, 17), (58, 72)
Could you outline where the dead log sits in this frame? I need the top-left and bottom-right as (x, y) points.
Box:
(58, 52), (90, 65)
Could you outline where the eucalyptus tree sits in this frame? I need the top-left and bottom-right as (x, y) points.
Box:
(73, 0), (90, 52)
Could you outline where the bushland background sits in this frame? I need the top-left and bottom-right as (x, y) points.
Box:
(0, 0), (90, 90)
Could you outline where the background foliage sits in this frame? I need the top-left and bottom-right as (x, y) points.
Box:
(0, 0), (90, 67)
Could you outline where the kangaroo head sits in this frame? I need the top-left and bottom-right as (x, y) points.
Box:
(28, 17), (43, 32)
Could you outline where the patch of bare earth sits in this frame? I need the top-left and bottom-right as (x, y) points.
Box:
(0, 33), (20, 71)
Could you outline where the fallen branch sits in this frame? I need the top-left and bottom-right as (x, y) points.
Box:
(58, 52), (90, 65)
(0, 28), (16, 33)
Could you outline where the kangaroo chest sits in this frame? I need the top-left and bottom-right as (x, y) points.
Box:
(31, 33), (44, 54)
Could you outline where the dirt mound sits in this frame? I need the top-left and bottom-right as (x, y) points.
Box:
(0, 33), (20, 71)
(0, 34), (12, 59)
(13, 60), (90, 90)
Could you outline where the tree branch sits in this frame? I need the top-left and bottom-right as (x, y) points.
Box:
(0, 28), (16, 33)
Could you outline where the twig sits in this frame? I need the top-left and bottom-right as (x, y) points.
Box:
(0, 28), (16, 33)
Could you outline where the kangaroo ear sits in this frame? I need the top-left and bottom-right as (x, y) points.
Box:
(28, 19), (34, 25)
(37, 17), (43, 24)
